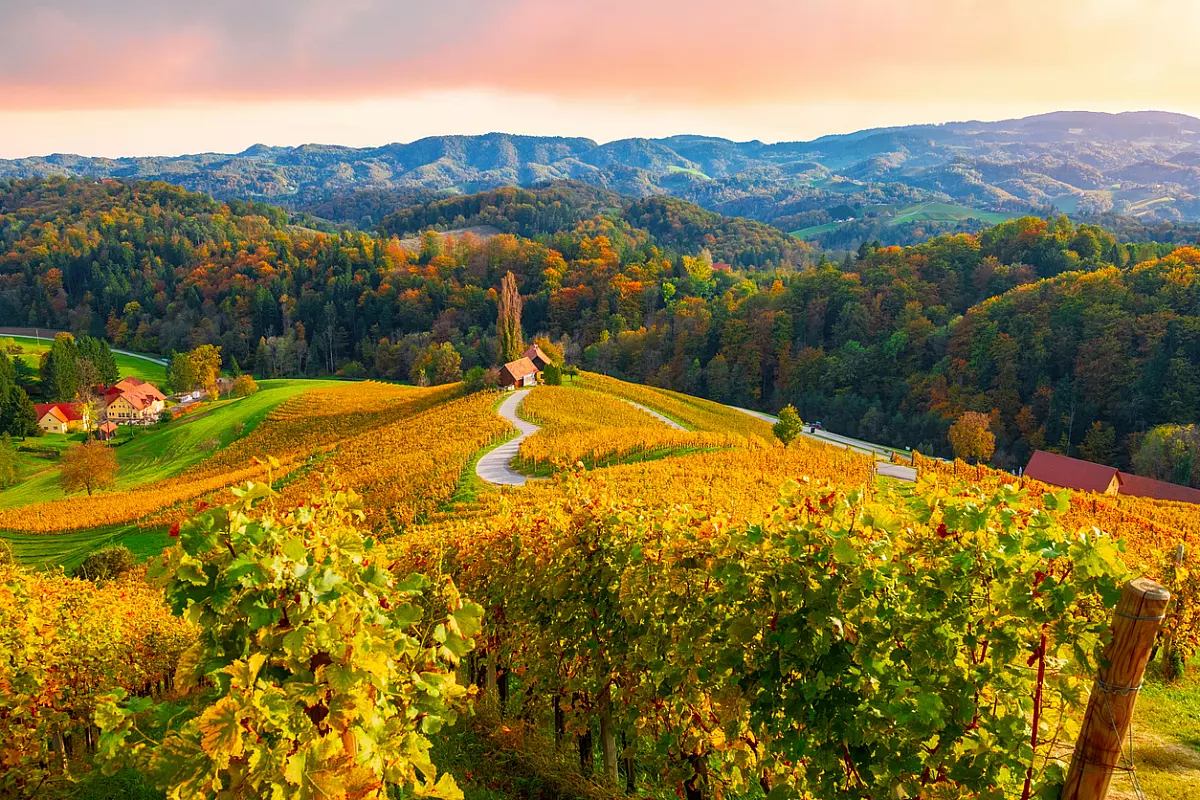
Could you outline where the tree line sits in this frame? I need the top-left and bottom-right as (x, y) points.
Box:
(3, 176), (1197, 471)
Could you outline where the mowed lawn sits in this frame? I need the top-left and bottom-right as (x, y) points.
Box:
(0, 378), (325, 508)
(3, 334), (168, 384)
(3, 523), (173, 571)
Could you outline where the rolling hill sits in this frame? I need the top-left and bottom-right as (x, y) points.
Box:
(6, 111), (1200, 237)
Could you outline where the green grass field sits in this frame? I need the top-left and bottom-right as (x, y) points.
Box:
(791, 201), (1019, 240)
(0, 379), (324, 509)
(3, 522), (172, 571)
(0, 379), (336, 569)
(888, 201), (1016, 226)
(3, 334), (168, 384)
(789, 220), (843, 238)
(665, 165), (711, 180)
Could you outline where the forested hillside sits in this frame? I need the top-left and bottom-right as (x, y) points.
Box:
(8, 111), (1200, 244)
(0, 176), (1192, 466)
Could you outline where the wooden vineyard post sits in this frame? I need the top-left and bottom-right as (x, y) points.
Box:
(1061, 577), (1170, 800)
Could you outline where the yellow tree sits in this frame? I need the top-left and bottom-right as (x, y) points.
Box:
(948, 412), (996, 464)
(59, 440), (117, 496)
(188, 344), (223, 398)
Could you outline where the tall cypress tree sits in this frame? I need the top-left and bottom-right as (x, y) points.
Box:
(496, 271), (524, 365)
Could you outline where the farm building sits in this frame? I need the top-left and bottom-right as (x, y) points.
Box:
(1025, 451), (1121, 495)
(34, 403), (88, 434)
(498, 357), (540, 389)
(1024, 449), (1200, 504)
(100, 376), (167, 424)
(522, 344), (552, 371)
(95, 421), (118, 441)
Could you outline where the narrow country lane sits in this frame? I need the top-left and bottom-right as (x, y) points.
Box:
(475, 389), (540, 486)
(726, 404), (918, 482)
(623, 401), (685, 430)
(475, 387), (686, 487)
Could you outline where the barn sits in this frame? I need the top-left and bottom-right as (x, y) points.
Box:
(498, 357), (540, 389)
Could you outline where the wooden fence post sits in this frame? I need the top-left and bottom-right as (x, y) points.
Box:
(1061, 577), (1170, 800)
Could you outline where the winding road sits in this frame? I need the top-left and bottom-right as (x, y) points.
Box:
(726, 405), (918, 482)
(475, 388), (688, 486)
(475, 389), (540, 486)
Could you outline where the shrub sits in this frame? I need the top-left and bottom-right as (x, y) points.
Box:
(542, 363), (562, 386)
(772, 404), (804, 447)
(231, 374), (259, 397)
(462, 365), (487, 391)
(338, 360), (366, 379)
(72, 545), (136, 582)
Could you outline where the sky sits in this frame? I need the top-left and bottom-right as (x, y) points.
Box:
(2, 0), (1199, 158)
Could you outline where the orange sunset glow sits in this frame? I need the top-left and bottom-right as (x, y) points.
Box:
(2, 0), (1199, 155)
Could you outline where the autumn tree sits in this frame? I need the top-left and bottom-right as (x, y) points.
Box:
(948, 412), (996, 463)
(410, 342), (462, 386)
(532, 335), (563, 366)
(497, 271), (524, 364)
(231, 374), (259, 397)
(773, 404), (805, 447)
(169, 344), (222, 397)
(59, 439), (118, 496)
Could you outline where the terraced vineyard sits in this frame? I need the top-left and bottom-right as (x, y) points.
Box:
(3, 373), (1199, 800)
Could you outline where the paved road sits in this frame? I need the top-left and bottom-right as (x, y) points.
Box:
(0, 328), (169, 365)
(726, 404), (917, 482)
(475, 389), (540, 486)
(475, 389), (689, 487)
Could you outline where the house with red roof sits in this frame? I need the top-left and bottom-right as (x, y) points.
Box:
(100, 376), (167, 425)
(498, 357), (540, 389)
(1024, 450), (1121, 495)
(522, 344), (552, 371)
(34, 403), (88, 435)
(1024, 449), (1200, 505)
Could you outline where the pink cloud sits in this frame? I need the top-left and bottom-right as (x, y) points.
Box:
(0, 0), (1195, 111)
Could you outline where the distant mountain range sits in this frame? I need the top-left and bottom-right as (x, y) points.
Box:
(6, 110), (1200, 239)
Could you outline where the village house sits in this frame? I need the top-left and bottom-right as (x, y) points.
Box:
(1024, 449), (1200, 505)
(522, 344), (552, 371)
(34, 403), (88, 435)
(95, 421), (119, 441)
(100, 376), (167, 425)
(497, 356), (540, 389)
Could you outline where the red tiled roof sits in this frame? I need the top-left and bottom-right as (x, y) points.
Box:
(103, 377), (165, 410)
(1024, 450), (1119, 494)
(522, 344), (551, 368)
(499, 357), (539, 385)
(1025, 449), (1200, 505)
(1116, 472), (1200, 505)
(34, 403), (83, 423)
